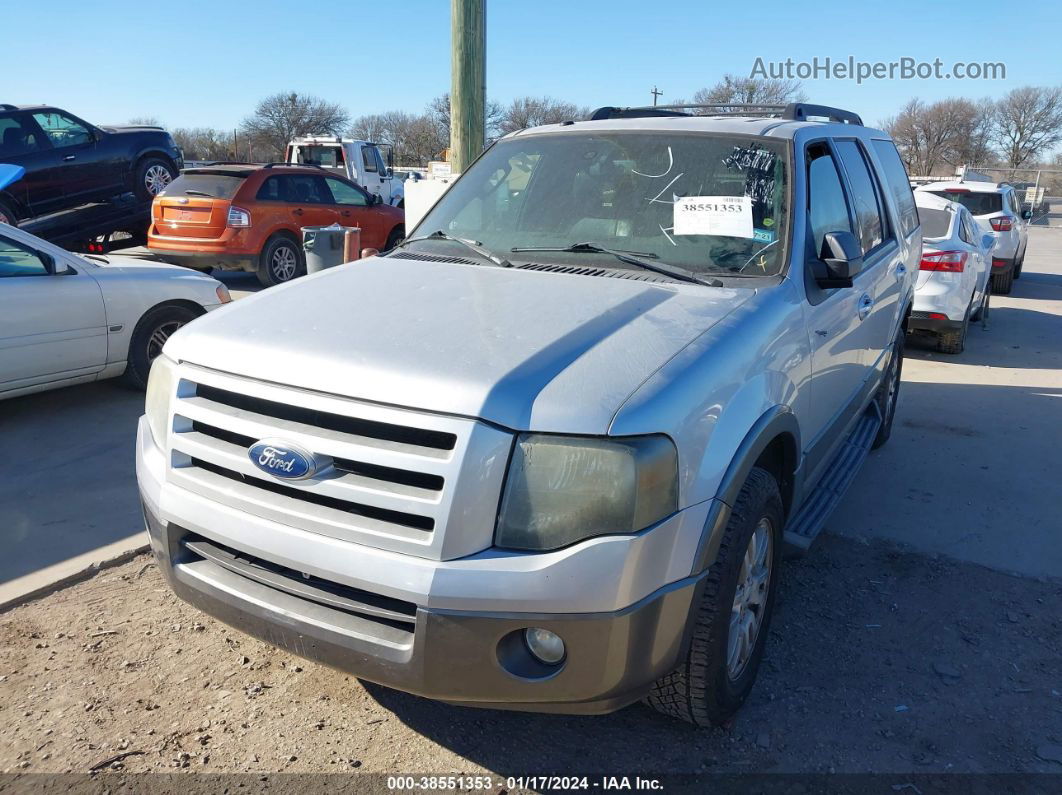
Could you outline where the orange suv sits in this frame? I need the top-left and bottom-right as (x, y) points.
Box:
(147, 164), (405, 286)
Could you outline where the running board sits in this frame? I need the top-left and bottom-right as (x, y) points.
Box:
(783, 403), (882, 554)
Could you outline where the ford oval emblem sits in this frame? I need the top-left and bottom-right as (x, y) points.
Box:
(248, 439), (319, 480)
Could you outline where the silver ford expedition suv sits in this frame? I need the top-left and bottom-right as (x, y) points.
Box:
(136, 103), (918, 726)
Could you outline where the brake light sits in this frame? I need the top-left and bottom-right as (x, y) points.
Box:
(992, 258), (1008, 269)
(920, 250), (967, 272)
(990, 217), (1013, 232)
(227, 206), (251, 227)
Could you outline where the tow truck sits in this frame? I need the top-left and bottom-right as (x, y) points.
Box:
(285, 136), (404, 207)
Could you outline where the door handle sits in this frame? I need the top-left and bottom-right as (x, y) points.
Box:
(63, 155), (76, 161)
(292, 208), (304, 216)
(858, 293), (874, 320)
(895, 263), (907, 281)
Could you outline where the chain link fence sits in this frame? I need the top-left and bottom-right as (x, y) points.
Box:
(966, 166), (1062, 227)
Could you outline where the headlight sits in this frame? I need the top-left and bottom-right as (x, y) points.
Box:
(495, 434), (678, 551)
(145, 354), (178, 449)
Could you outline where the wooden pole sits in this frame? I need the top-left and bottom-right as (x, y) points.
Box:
(450, 0), (485, 174)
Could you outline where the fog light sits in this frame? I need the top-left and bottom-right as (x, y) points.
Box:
(524, 628), (565, 665)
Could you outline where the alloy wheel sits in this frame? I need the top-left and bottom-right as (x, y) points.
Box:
(728, 518), (773, 680)
(270, 245), (298, 281)
(144, 164), (172, 196)
(147, 320), (184, 361)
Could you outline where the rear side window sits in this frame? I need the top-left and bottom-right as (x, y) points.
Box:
(807, 147), (854, 258)
(160, 173), (245, 200)
(928, 190), (1002, 216)
(834, 140), (885, 254)
(0, 115), (44, 156)
(918, 207), (952, 239)
(871, 140), (919, 236)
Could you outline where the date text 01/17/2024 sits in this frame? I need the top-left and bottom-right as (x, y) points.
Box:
(385, 775), (664, 791)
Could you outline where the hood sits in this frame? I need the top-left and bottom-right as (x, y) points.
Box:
(89, 254), (207, 275)
(165, 257), (752, 433)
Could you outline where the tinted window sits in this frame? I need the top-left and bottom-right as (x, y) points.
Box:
(0, 235), (49, 277)
(270, 175), (329, 204)
(871, 140), (919, 236)
(161, 173), (245, 200)
(361, 147), (378, 173)
(918, 207), (952, 239)
(807, 148), (854, 259)
(834, 140), (884, 254)
(324, 177), (368, 206)
(295, 145), (344, 167)
(32, 111), (92, 148)
(927, 190), (1002, 216)
(0, 115), (44, 156)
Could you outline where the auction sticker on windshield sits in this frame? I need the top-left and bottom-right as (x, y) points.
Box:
(674, 195), (753, 238)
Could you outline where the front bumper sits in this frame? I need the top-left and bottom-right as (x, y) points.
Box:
(137, 417), (712, 713)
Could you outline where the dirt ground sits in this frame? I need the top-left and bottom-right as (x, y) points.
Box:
(1, 534), (1060, 785)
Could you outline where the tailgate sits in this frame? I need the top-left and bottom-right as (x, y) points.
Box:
(154, 197), (229, 239)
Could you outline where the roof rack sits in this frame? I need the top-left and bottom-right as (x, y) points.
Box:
(588, 102), (863, 126)
(261, 162), (328, 171)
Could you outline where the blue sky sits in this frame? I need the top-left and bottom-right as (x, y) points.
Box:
(6, 0), (1060, 131)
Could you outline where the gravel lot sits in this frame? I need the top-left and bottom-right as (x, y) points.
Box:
(1, 535), (1060, 782)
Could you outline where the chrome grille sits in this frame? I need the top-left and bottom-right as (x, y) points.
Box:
(166, 364), (513, 560)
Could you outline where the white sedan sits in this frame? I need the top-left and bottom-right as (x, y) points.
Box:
(1, 222), (230, 399)
(908, 192), (993, 354)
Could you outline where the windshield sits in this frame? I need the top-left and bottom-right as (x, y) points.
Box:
(411, 132), (790, 277)
(927, 190), (1002, 216)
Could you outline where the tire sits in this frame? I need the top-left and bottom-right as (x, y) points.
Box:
(936, 321), (966, 355)
(991, 267), (1013, 295)
(646, 467), (783, 727)
(122, 304), (199, 389)
(133, 156), (177, 201)
(256, 235), (305, 287)
(0, 198), (17, 226)
(970, 288), (987, 322)
(1013, 250), (1024, 280)
(383, 226), (404, 252)
(871, 328), (904, 449)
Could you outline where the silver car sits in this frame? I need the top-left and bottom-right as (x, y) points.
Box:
(137, 103), (918, 726)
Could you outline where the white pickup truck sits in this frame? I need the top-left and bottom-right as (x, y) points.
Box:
(285, 136), (404, 207)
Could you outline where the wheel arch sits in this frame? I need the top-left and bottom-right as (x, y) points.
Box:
(128, 298), (206, 351)
(691, 406), (799, 575)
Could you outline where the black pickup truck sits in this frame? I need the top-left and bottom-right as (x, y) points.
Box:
(0, 104), (183, 237)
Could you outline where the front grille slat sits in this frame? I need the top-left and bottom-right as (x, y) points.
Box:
(181, 534), (417, 628)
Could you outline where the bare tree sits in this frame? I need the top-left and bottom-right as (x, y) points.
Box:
(496, 96), (588, 134)
(689, 75), (806, 111)
(171, 128), (234, 162)
(990, 86), (1062, 167)
(127, 116), (162, 127)
(239, 92), (349, 161)
(882, 98), (994, 175)
(427, 93), (504, 141)
(349, 110), (448, 167)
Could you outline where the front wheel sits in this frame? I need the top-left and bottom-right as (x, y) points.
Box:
(133, 157), (177, 201)
(646, 467), (783, 727)
(123, 304), (199, 389)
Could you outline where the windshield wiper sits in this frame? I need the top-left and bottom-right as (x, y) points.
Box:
(81, 253), (109, 263)
(510, 242), (722, 287)
(399, 230), (512, 268)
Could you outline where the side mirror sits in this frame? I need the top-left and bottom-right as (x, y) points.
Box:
(981, 234), (995, 251)
(372, 193), (383, 206)
(812, 230), (863, 288)
(1022, 209), (1032, 220)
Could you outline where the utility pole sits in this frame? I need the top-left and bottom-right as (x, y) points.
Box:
(651, 86), (663, 106)
(450, 0), (485, 173)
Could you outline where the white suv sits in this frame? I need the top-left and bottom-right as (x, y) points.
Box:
(915, 181), (1030, 294)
